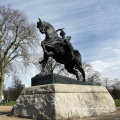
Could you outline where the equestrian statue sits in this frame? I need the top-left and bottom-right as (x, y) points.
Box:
(37, 18), (85, 82)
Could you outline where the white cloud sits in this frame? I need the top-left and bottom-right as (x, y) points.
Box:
(90, 59), (120, 79)
(103, 47), (111, 50)
(90, 60), (111, 72)
(112, 49), (120, 53)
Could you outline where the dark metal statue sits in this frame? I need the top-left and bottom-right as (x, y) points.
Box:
(37, 18), (85, 82)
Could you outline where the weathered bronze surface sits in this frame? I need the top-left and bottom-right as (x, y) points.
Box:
(32, 74), (93, 86)
(37, 18), (85, 82)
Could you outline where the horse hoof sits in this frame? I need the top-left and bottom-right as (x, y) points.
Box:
(83, 79), (85, 82)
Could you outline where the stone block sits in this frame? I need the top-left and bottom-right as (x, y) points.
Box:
(12, 84), (116, 120)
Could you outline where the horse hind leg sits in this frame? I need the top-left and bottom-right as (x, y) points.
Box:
(76, 64), (85, 82)
(65, 64), (80, 80)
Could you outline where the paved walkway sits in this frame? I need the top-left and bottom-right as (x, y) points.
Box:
(0, 106), (120, 120)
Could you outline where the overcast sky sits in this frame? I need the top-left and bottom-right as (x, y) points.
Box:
(1, 0), (120, 87)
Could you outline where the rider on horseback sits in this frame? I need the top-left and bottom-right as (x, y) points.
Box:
(56, 28), (75, 58)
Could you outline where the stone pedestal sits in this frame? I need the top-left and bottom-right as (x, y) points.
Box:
(12, 84), (116, 120)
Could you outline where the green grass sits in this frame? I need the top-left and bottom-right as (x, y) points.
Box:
(114, 99), (120, 107)
(0, 101), (16, 106)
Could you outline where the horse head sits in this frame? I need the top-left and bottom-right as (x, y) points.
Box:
(37, 18), (47, 34)
(37, 18), (58, 42)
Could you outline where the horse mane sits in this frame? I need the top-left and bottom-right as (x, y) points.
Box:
(42, 21), (56, 33)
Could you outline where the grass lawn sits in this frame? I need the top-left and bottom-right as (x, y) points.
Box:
(114, 99), (120, 107)
(0, 101), (16, 106)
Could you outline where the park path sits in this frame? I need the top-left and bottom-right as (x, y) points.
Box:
(0, 106), (120, 120)
(0, 106), (32, 120)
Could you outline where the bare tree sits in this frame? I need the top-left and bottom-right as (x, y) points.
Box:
(82, 62), (101, 85)
(102, 77), (110, 89)
(0, 5), (39, 99)
(37, 55), (69, 76)
(110, 79), (120, 99)
(87, 71), (101, 85)
(11, 75), (24, 100)
(4, 75), (24, 101)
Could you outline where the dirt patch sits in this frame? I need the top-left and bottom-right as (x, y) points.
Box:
(0, 106), (13, 117)
(0, 117), (31, 120)
(0, 106), (13, 112)
(0, 106), (32, 120)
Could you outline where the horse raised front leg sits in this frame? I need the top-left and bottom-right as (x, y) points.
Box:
(41, 41), (54, 57)
(41, 41), (49, 56)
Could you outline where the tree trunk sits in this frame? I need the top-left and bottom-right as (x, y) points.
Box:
(0, 68), (5, 100)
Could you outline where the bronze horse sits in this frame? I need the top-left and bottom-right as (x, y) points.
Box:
(37, 19), (85, 82)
